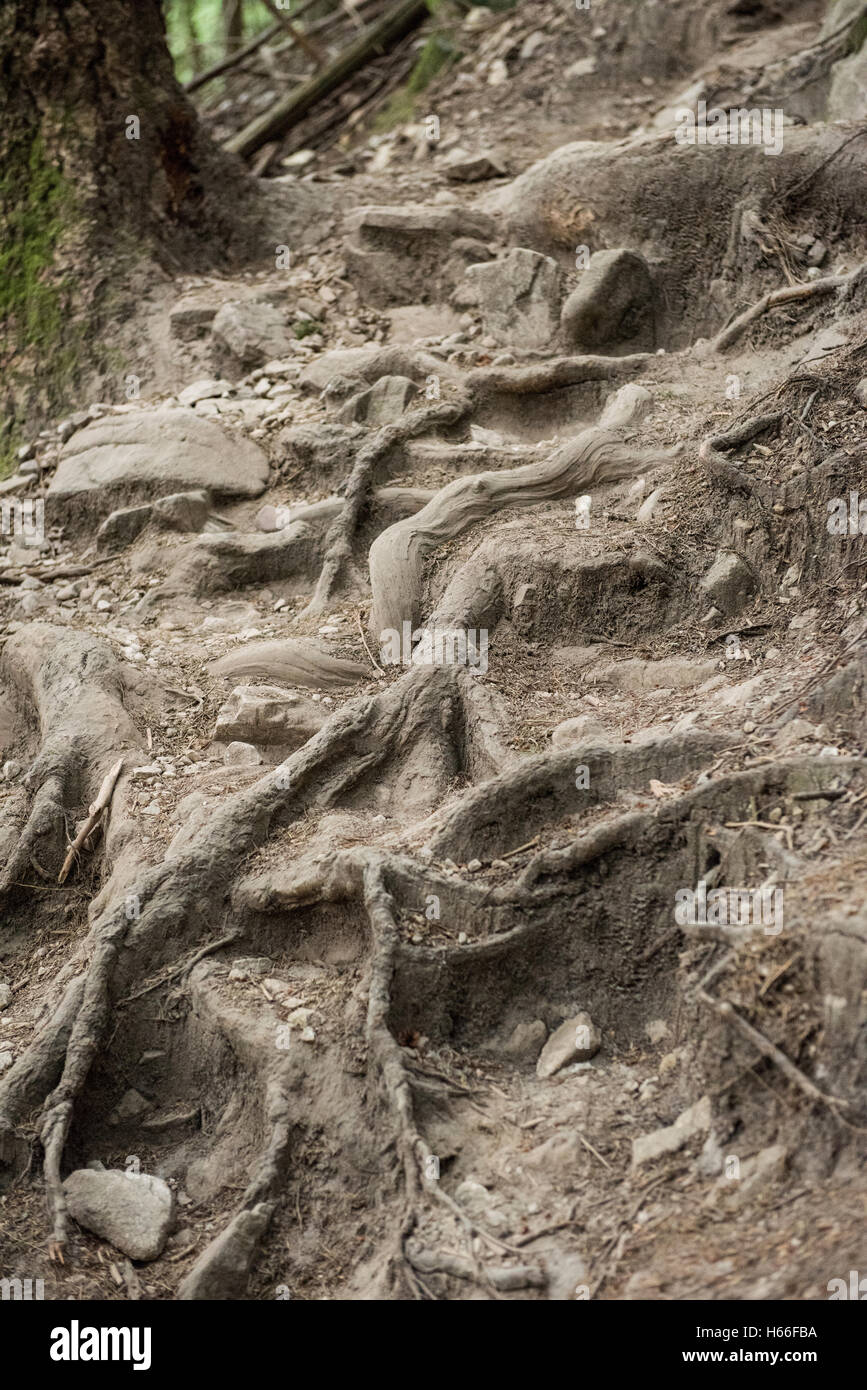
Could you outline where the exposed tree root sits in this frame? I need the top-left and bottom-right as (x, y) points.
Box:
(0, 627), (144, 901)
(369, 426), (678, 636)
(301, 395), (472, 617)
(710, 267), (860, 353)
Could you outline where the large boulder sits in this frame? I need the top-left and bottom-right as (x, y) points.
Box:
(343, 203), (496, 306)
(48, 409), (269, 523)
(63, 1168), (174, 1262)
(560, 249), (655, 353)
(465, 248), (562, 349)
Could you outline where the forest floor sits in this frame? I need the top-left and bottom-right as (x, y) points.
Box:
(1, 0), (867, 1301)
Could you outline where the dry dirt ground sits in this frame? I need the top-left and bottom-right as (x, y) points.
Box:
(1, 0), (867, 1302)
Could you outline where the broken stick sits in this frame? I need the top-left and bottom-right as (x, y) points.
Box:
(58, 756), (126, 885)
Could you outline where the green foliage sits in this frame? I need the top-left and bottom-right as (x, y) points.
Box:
(164, 0), (278, 82)
(293, 319), (320, 338)
(374, 31), (461, 130)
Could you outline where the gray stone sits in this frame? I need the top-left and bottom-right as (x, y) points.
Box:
(343, 203), (496, 307)
(178, 1203), (272, 1299)
(214, 685), (325, 747)
(229, 957), (273, 980)
(0, 982), (12, 1009)
(96, 503), (154, 552)
(551, 715), (610, 749)
(223, 741), (262, 767)
(339, 374), (418, 425)
(443, 150), (507, 182)
(151, 490), (211, 532)
(632, 1094), (712, 1167)
(466, 248), (562, 349)
(63, 1168), (174, 1261)
(170, 304), (220, 342)
(599, 383), (653, 430)
(854, 378), (867, 408)
(212, 302), (294, 377)
(49, 409), (269, 516)
(561, 249), (655, 353)
(699, 550), (756, 616)
(0, 1050), (14, 1072)
(57, 411), (91, 443)
(536, 1012), (601, 1078)
(177, 378), (232, 407)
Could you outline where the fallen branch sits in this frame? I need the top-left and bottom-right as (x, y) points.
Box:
(57, 757), (125, 885)
(698, 989), (849, 1112)
(225, 0), (427, 160)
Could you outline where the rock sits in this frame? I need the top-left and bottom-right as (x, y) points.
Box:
(632, 1094), (712, 1167)
(443, 150), (507, 183)
(705, 1144), (788, 1210)
(109, 1088), (152, 1124)
(544, 1251), (589, 1301)
(229, 957), (273, 980)
(699, 551), (756, 616)
(214, 685), (325, 748)
(49, 409), (269, 520)
(96, 490), (212, 553)
(151, 489), (212, 532)
(57, 410), (91, 443)
(223, 741), (262, 767)
(800, 325), (850, 366)
(536, 1012), (601, 1078)
(178, 1202), (272, 1299)
(207, 638), (367, 689)
(96, 503), (153, 552)
(828, 30), (867, 121)
(560, 249), (655, 354)
(637, 486), (666, 523)
(0, 1050), (13, 1072)
(520, 31), (546, 61)
(466, 248), (562, 349)
(599, 383), (653, 430)
(170, 304), (220, 342)
(0, 982), (12, 1009)
(501, 1019), (547, 1063)
(854, 378), (867, 408)
(339, 374), (418, 425)
(212, 302), (294, 378)
(565, 56), (597, 81)
(551, 715), (609, 748)
(62, 1168), (174, 1261)
(177, 378), (232, 407)
(343, 203), (496, 307)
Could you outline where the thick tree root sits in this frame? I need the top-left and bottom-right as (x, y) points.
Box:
(369, 426), (678, 636)
(301, 395), (472, 617)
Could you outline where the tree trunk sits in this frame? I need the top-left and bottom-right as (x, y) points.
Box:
(0, 0), (260, 453)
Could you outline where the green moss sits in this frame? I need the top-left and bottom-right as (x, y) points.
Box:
(0, 134), (71, 351)
(293, 319), (319, 338)
(0, 134), (83, 477)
